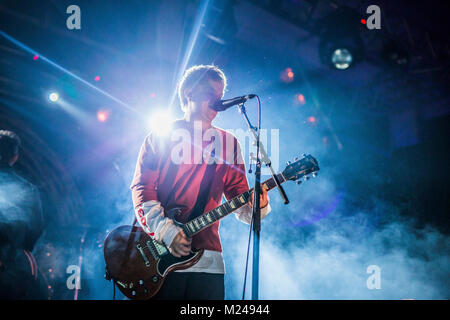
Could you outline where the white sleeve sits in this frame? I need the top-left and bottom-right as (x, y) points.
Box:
(234, 194), (271, 225)
(134, 200), (181, 248)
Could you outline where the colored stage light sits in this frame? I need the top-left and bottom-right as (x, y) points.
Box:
(49, 92), (59, 102)
(307, 116), (316, 123)
(94, 75), (100, 81)
(287, 70), (294, 79)
(296, 94), (305, 105)
(97, 110), (109, 122)
(280, 68), (295, 83)
(331, 48), (353, 70)
(317, 7), (365, 70)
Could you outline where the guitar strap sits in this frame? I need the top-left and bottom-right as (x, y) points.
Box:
(188, 161), (217, 221)
(162, 135), (217, 221)
(187, 134), (218, 220)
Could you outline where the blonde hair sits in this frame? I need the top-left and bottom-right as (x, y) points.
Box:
(178, 65), (227, 111)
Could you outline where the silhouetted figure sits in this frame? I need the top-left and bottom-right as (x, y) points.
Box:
(0, 130), (46, 299)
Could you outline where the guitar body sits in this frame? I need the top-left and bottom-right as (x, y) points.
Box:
(103, 225), (204, 300)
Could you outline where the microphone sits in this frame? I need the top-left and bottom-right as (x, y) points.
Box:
(211, 94), (256, 111)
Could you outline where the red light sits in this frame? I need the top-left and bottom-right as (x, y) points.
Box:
(361, 19), (366, 24)
(280, 68), (295, 83)
(307, 116), (316, 123)
(97, 110), (109, 122)
(94, 76), (100, 81)
(33, 55), (39, 61)
(297, 94), (305, 105)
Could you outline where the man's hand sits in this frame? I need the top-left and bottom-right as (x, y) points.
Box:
(169, 230), (192, 257)
(248, 184), (269, 209)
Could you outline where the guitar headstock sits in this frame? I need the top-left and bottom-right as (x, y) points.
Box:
(282, 154), (319, 184)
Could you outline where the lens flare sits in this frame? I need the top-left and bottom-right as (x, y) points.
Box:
(97, 110), (110, 122)
(148, 111), (173, 135)
(331, 48), (353, 70)
(49, 92), (59, 102)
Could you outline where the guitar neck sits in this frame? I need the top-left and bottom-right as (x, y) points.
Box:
(182, 172), (287, 237)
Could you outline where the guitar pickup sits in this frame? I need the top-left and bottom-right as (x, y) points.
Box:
(136, 243), (151, 267)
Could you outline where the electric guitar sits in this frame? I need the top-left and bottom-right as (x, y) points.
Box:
(103, 154), (319, 300)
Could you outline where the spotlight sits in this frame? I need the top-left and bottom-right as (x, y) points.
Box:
(320, 40), (363, 70)
(149, 111), (173, 135)
(97, 110), (110, 123)
(281, 67), (295, 83)
(318, 7), (365, 70)
(49, 92), (59, 102)
(296, 93), (306, 105)
(307, 116), (316, 123)
(331, 49), (353, 70)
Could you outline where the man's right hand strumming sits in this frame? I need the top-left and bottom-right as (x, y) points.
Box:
(169, 230), (192, 257)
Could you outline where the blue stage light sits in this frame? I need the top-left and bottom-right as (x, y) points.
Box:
(49, 92), (59, 102)
(331, 48), (353, 70)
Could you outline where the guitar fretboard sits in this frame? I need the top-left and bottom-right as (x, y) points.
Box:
(182, 172), (286, 237)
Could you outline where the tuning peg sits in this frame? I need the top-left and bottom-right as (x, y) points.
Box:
(286, 161), (291, 165)
(296, 180), (302, 185)
(312, 172), (317, 177)
(302, 153), (306, 158)
(294, 157), (298, 161)
(304, 176), (310, 181)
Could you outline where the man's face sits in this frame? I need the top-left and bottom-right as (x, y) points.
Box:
(186, 78), (224, 122)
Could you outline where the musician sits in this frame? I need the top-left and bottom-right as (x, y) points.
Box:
(130, 65), (271, 300)
(0, 130), (45, 299)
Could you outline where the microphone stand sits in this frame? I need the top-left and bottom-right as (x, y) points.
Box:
(237, 103), (289, 300)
